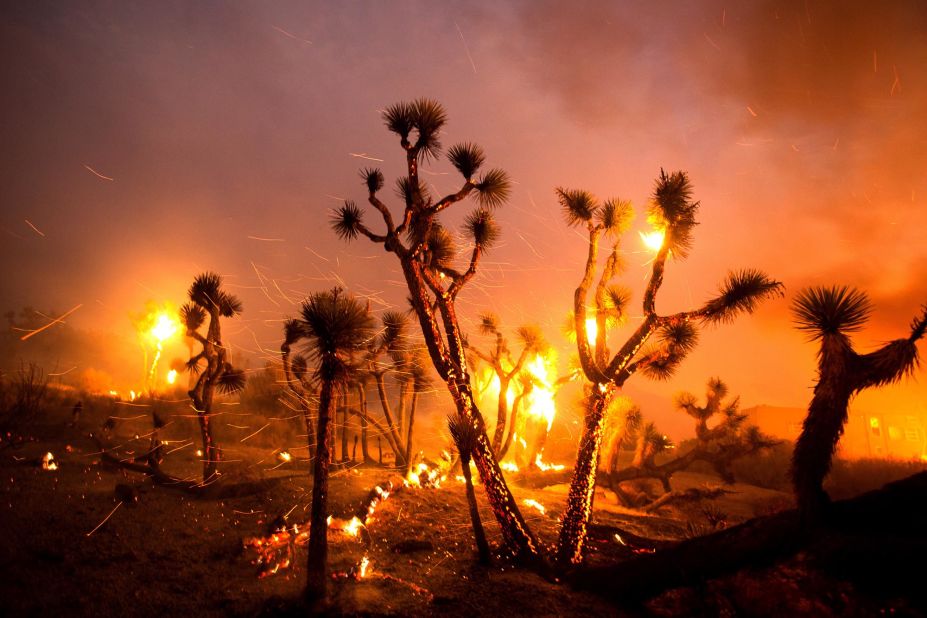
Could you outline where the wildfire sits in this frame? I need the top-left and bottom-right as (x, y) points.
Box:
(500, 461), (519, 473)
(639, 228), (665, 252)
(41, 452), (57, 471)
(357, 555), (370, 579)
(533, 454), (566, 472)
(166, 369), (178, 385)
(133, 302), (182, 391)
(404, 462), (445, 488)
(522, 498), (546, 515)
(523, 354), (557, 432)
(277, 451), (292, 463)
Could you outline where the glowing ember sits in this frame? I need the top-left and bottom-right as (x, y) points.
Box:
(357, 555), (370, 579)
(639, 228), (665, 252)
(166, 369), (178, 385)
(277, 451), (292, 463)
(41, 452), (57, 471)
(522, 498), (546, 515)
(196, 449), (203, 457)
(404, 462), (445, 488)
(533, 454), (566, 472)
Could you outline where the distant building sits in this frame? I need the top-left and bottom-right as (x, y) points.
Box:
(743, 404), (927, 461)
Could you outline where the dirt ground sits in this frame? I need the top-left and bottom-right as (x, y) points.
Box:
(0, 399), (922, 617)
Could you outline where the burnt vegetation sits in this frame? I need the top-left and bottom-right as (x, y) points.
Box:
(4, 98), (927, 617)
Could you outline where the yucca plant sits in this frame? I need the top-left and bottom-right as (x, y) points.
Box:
(331, 99), (542, 562)
(448, 413), (491, 565)
(790, 286), (927, 525)
(287, 287), (375, 602)
(180, 272), (246, 482)
(555, 171), (784, 567)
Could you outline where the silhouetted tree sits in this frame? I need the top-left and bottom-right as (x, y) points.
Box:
(331, 98), (541, 561)
(465, 313), (547, 455)
(555, 171), (784, 566)
(180, 272), (246, 482)
(607, 379), (778, 506)
(281, 319), (318, 465)
(448, 413), (491, 565)
(289, 287), (375, 602)
(791, 286), (927, 524)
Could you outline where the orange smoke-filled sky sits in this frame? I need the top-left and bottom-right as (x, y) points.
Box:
(2, 1), (926, 436)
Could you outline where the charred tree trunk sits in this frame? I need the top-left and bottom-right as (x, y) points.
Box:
(306, 378), (335, 602)
(491, 375), (511, 454)
(404, 392), (418, 467)
(461, 451), (491, 565)
(357, 384), (371, 463)
(556, 384), (612, 566)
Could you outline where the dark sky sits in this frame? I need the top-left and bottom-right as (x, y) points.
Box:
(3, 1), (926, 436)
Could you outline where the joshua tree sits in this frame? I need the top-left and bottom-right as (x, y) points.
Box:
(331, 98), (541, 561)
(606, 379), (777, 506)
(465, 313), (547, 455)
(181, 272), (246, 482)
(555, 171), (784, 566)
(289, 287), (375, 602)
(363, 310), (432, 470)
(790, 286), (927, 524)
(448, 413), (491, 565)
(282, 319), (319, 465)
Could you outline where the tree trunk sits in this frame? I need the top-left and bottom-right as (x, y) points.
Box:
(491, 375), (511, 453)
(340, 393), (350, 463)
(404, 391), (418, 468)
(498, 390), (527, 460)
(574, 471), (927, 604)
(461, 453), (491, 565)
(306, 378), (334, 603)
(556, 384), (612, 566)
(357, 384), (371, 463)
(453, 380), (542, 562)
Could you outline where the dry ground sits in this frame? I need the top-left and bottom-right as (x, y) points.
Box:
(0, 399), (922, 617)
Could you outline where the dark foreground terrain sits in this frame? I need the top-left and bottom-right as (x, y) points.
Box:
(1, 397), (924, 617)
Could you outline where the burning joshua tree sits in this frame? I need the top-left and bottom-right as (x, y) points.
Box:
(465, 313), (548, 456)
(288, 287), (375, 602)
(180, 272), (246, 482)
(331, 99), (541, 561)
(790, 286), (927, 525)
(555, 171), (784, 566)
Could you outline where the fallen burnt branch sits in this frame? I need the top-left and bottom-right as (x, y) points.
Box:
(638, 487), (733, 514)
(245, 475), (404, 577)
(573, 471), (927, 604)
(93, 435), (298, 498)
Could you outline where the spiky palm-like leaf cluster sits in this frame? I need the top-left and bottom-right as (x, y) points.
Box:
(217, 367), (247, 395)
(188, 272), (242, 317)
(464, 208), (500, 248)
(181, 303), (206, 332)
(332, 201), (364, 241)
(474, 168), (511, 209)
(361, 167), (384, 194)
(640, 321), (700, 381)
(448, 142), (485, 181)
(382, 98), (447, 161)
(701, 269), (785, 324)
(556, 188), (598, 227)
(299, 288), (375, 373)
(791, 285), (873, 340)
(649, 169), (699, 259)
